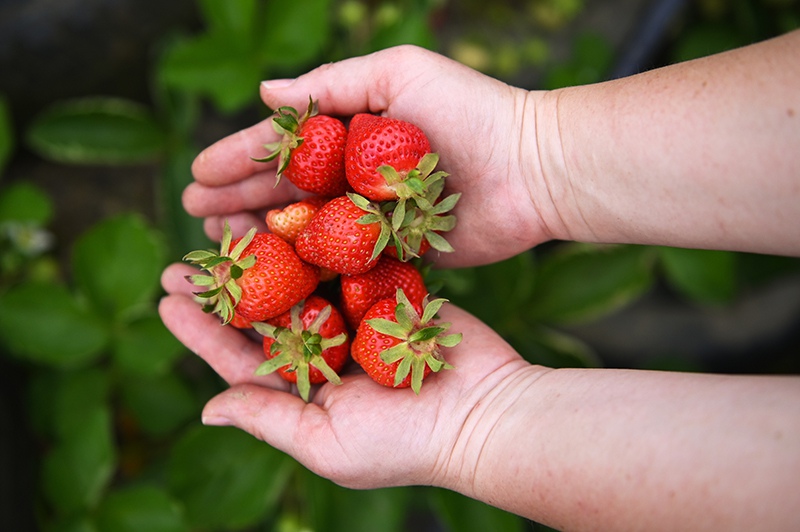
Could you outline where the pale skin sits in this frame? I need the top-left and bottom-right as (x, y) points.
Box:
(160, 31), (800, 531)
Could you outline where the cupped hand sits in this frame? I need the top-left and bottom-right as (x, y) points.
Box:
(159, 262), (540, 490)
(185, 45), (555, 268)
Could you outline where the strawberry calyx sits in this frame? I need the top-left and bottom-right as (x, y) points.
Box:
(252, 301), (347, 402)
(183, 221), (257, 325)
(252, 96), (318, 182)
(365, 289), (461, 394)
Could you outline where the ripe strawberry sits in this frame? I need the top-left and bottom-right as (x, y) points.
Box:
(252, 296), (349, 402)
(295, 194), (392, 275)
(352, 289), (461, 394)
(340, 255), (427, 329)
(253, 98), (348, 197)
(266, 196), (329, 245)
(183, 222), (319, 324)
(345, 113), (432, 201)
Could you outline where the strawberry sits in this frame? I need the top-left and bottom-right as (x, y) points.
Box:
(345, 113), (432, 201)
(340, 255), (427, 329)
(252, 296), (349, 402)
(266, 196), (329, 245)
(295, 194), (392, 275)
(183, 222), (319, 324)
(253, 98), (349, 197)
(352, 289), (461, 394)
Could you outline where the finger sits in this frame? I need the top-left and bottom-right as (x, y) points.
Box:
(158, 294), (288, 391)
(203, 213), (268, 242)
(161, 262), (200, 296)
(182, 171), (303, 218)
(201, 383), (324, 456)
(191, 118), (281, 187)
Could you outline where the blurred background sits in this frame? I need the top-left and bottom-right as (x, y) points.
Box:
(1, 1), (799, 531)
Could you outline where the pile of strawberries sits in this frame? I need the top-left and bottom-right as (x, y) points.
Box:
(183, 99), (462, 401)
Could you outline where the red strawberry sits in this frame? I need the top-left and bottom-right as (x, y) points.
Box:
(253, 98), (348, 197)
(351, 289), (461, 394)
(252, 296), (349, 402)
(266, 196), (329, 245)
(184, 222), (319, 324)
(345, 113), (432, 201)
(340, 255), (427, 329)
(295, 194), (392, 275)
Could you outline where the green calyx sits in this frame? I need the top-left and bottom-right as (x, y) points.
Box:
(366, 289), (461, 394)
(252, 300), (346, 402)
(251, 96), (318, 183)
(183, 220), (257, 325)
(350, 153), (460, 262)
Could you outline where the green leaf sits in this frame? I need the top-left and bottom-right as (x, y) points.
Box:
(53, 367), (111, 440)
(528, 244), (655, 324)
(431, 487), (526, 532)
(168, 425), (294, 530)
(159, 140), (211, 255)
(658, 247), (737, 305)
(199, 0), (257, 48)
(112, 314), (186, 376)
(42, 406), (116, 515)
(0, 94), (14, 174)
(72, 214), (166, 321)
(435, 252), (535, 331)
(95, 485), (188, 532)
(260, 0), (332, 69)
(25, 98), (166, 164)
(120, 373), (198, 437)
(0, 281), (109, 367)
(302, 471), (412, 532)
(158, 34), (261, 114)
(0, 181), (53, 224)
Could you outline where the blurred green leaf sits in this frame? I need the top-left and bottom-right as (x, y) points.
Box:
(72, 214), (166, 321)
(517, 325), (601, 368)
(168, 425), (294, 530)
(159, 34), (261, 113)
(0, 181), (53, 224)
(303, 471), (412, 532)
(437, 252), (535, 330)
(368, 7), (436, 52)
(0, 94), (13, 174)
(528, 244), (655, 324)
(261, 0), (332, 68)
(671, 24), (745, 63)
(95, 485), (188, 532)
(199, 0), (258, 48)
(52, 367), (111, 440)
(113, 314), (185, 376)
(26, 98), (166, 164)
(160, 140), (210, 256)
(44, 515), (98, 532)
(544, 32), (613, 89)
(0, 281), (109, 366)
(42, 406), (116, 515)
(432, 487), (525, 532)
(120, 373), (198, 437)
(658, 247), (737, 305)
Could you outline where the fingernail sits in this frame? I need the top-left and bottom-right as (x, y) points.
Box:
(262, 79), (295, 89)
(202, 414), (233, 427)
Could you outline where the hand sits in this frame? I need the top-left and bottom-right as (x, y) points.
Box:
(185, 45), (556, 269)
(159, 262), (541, 489)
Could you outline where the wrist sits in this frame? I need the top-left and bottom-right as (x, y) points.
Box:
(524, 88), (591, 244)
(430, 364), (553, 501)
